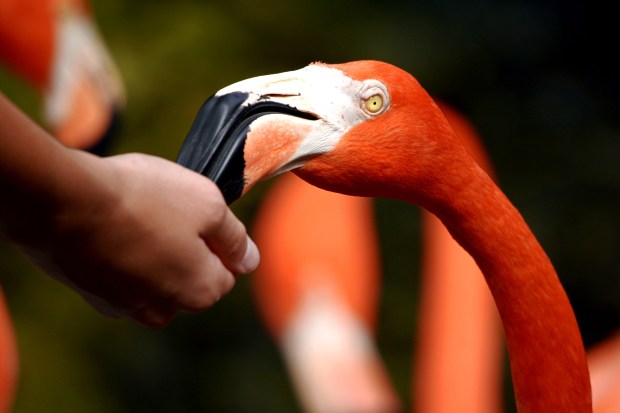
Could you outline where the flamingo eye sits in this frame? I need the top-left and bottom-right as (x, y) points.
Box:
(360, 81), (389, 116)
(364, 94), (384, 114)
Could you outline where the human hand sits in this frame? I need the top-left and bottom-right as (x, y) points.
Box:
(22, 152), (259, 327)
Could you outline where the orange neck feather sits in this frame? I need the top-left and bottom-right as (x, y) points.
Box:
(428, 161), (592, 412)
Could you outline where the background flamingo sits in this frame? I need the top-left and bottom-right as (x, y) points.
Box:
(412, 104), (503, 413)
(588, 332), (620, 413)
(0, 289), (17, 413)
(0, 0), (124, 154)
(252, 174), (400, 413)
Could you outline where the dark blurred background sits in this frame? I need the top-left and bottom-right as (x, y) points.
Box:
(1, 0), (618, 412)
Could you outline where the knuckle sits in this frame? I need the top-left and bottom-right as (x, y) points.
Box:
(182, 271), (236, 312)
(202, 198), (229, 232)
(227, 225), (248, 260)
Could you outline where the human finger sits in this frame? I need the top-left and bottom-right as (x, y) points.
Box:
(202, 207), (260, 275)
(177, 248), (237, 313)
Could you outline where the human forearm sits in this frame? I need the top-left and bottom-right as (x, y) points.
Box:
(0, 92), (113, 246)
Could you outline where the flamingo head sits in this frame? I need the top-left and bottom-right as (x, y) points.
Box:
(177, 60), (468, 204)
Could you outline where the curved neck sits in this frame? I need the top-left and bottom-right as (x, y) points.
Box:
(407, 162), (592, 412)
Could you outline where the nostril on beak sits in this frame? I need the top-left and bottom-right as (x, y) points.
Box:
(259, 93), (301, 100)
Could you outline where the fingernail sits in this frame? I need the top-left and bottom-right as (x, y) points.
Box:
(240, 236), (260, 273)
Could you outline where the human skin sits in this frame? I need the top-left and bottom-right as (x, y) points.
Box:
(0, 92), (259, 327)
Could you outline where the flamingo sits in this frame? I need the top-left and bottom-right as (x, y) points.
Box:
(250, 103), (503, 413)
(0, 0), (125, 153)
(0, 288), (17, 413)
(588, 331), (620, 413)
(413, 103), (503, 413)
(251, 173), (400, 413)
(0, 0), (124, 409)
(177, 60), (592, 412)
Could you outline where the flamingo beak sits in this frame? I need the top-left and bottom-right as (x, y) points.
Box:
(176, 88), (318, 204)
(177, 64), (375, 204)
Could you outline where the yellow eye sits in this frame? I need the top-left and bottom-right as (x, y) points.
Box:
(364, 94), (384, 114)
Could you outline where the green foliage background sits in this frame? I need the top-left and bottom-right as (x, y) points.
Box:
(1, 0), (618, 412)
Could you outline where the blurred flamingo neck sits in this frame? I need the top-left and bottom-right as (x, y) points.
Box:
(409, 164), (592, 412)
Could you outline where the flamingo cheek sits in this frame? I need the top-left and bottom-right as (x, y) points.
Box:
(242, 118), (312, 193)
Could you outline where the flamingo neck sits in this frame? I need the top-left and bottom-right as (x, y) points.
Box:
(406, 162), (592, 412)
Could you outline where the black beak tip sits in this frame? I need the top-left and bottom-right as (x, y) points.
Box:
(177, 90), (318, 205)
(176, 92), (250, 205)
